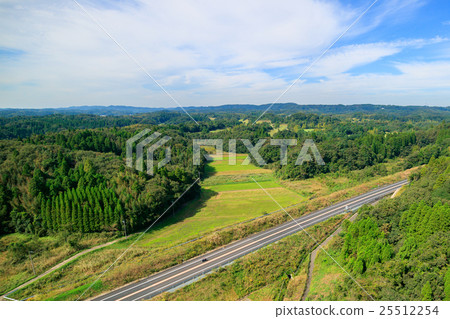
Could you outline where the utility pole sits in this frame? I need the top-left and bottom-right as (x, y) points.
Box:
(122, 219), (127, 237)
(28, 251), (36, 276)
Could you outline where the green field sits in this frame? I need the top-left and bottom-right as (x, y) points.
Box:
(204, 154), (271, 176)
(135, 154), (304, 248)
(204, 180), (280, 192)
(138, 186), (304, 248)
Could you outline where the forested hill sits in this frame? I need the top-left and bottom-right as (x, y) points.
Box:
(0, 103), (448, 118)
(1, 105), (449, 140)
(0, 105), (166, 117)
(328, 157), (450, 300)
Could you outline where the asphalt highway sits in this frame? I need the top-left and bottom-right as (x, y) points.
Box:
(94, 180), (408, 301)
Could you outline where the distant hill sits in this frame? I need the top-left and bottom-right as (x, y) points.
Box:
(0, 103), (448, 118)
(186, 103), (450, 117)
(0, 105), (166, 117)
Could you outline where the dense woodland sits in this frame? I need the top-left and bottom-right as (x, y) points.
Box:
(0, 125), (204, 236)
(331, 157), (450, 300)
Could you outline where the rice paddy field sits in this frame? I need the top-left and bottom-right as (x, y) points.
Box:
(135, 153), (305, 249)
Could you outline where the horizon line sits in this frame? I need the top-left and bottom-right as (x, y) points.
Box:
(0, 103), (449, 110)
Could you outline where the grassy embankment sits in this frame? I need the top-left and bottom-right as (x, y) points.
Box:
(305, 238), (348, 301)
(0, 232), (116, 295)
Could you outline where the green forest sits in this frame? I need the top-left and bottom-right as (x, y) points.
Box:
(0, 125), (204, 236)
(326, 156), (450, 300)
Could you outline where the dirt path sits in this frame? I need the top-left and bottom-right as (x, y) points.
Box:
(1, 237), (126, 300)
(301, 213), (358, 301)
(391, 185), (404, 198)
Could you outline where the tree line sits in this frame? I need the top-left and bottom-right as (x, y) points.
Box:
(38, 185), (123, 233)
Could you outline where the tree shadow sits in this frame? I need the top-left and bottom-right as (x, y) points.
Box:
(203, 164), (218, 177)
(143, 188), (218, 238)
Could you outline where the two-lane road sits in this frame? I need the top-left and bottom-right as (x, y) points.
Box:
(94, 180), (408, 301)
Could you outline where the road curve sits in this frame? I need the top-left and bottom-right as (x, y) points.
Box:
(94, 180), (408, 301)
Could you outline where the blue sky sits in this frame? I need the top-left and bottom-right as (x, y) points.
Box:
(0, 0), (449, 108)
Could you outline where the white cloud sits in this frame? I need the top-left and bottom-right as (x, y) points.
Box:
(346, 0), (426, 37)
(0, 0), (448, 107)
(0, 0), (357, 107)
(280, 60), (450, 106)
(308, 36), (448, 77)
(308, 43), (401, 77)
